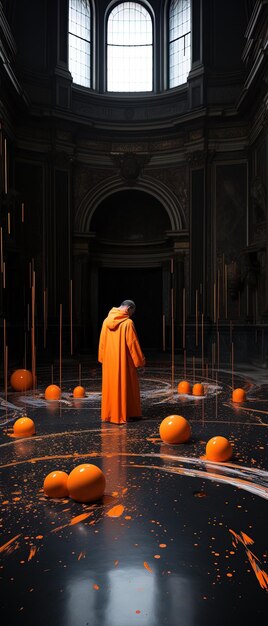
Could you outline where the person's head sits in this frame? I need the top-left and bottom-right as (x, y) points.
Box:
(119, 300), (136, 317)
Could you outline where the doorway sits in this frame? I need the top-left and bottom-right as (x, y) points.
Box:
(98, 267), (163, 352)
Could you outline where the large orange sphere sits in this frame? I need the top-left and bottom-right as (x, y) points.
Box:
(178, 380), (192, 395)
(192, 383), (205, 396)
(232, 388), (246, 403)
(43, 470), (69, 498)
(10, 369), (33, 392)
(67, 464), (106, 503)
(45, 384), (61, 401)
(73, 385), (86, 398)
(206, 436), (232, 462)
(159, 414), (191, 444)
(13, 416), (35, 437)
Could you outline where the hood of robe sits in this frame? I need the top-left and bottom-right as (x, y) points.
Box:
(105, 307), (130, 330)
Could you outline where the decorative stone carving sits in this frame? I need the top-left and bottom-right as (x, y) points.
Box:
(110, 152), (151, 182)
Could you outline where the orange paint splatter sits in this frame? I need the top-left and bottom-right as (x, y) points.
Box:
(28, 546), (37, 561)
(144, 561), (153, 573)
(114, 560), (119, 567)
(0, 534), (21, 554)
(241, 532), (254, 545)
(159, 544), (167, 548)
(106, 504), (125, 518)
(125, 516), (132, 520)
(70, 512), (92, 526)
(51, 512), (93, 533)
(93, 584), (99, 590)
(227, 573), (233, 577)
(36, 535), (43, 540)
(154, 555), (161, 559)
(229, 529), (268, 591)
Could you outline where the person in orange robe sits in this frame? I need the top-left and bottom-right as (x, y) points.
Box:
(98, 300), (145, 424)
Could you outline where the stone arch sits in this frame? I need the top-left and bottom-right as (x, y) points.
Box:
(75, 174), (186, 233)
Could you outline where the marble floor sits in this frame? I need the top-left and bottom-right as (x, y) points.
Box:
(0, 357), (267, 626)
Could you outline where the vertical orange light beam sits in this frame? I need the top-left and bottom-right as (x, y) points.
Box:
(5, 345), (8, 401)
(59, 303), (62, 392)
(31, 270), (36, 392)
(162, 314), (166, 352)
(225, 264), (228, 319)
(171, 286), (174, 395)
(213, 282), (216, 323)
(193, 355), (195, 383)
(24, 331), (27, 369)
(195, 289), (198, 347)
(43, 288), (46, 348)
(3, 318), (6, 398)
(231, 341), (234, 390)
(0, 227), (3, 272)
(201, 313), (204, 377)
(70, 279), (73, 356)
(2, 261), (5, 288)
(4, 137), (7, 194)
(217, 269), (220, 320)
(182, 287), (186, 350)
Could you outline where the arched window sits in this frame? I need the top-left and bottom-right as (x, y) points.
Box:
(68, 0), (91, 87)
(107, 2), (153, 92)
(169, 0), (191, 88)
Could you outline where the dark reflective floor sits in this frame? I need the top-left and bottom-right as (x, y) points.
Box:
(0, 358), (267, 626)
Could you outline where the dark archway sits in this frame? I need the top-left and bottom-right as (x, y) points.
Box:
(90, 189), (171, 352)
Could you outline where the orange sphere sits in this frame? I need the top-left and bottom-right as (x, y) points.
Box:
(192, 383), (204, 396)
(73, 385), (86, 398)
(159, 414), (191, 444)
(67, 464), (106, 503)
(43, 470), (69, 498)
(45, 384), (61, 401)
(206, 436), (232, 462)
(10, 369), (33, 392)
(232, 388), (246, 403)
(13, 416), (35, 437)
(178, 380), (192, 395)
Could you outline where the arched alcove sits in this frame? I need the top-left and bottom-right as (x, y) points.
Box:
(90, 189), (171, 243)
(74, 185), (186, 353)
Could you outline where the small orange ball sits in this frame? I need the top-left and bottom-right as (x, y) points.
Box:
(232, 388), (246, 403)
(73, 386), (86, 398)
(192, 383), (204, 396)
(206, 436), (232, 462)
(13, 416), (35, 437)
(159, 414), (191, 444)
(43, 471), (69, 498)
(178, 380), (192, 395)
(45, 384), (61, 401)
(10, 369), (33, 392)
(67, 464), (106, 503)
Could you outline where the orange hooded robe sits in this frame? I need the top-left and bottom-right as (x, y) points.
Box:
(98, 307), (145, 424)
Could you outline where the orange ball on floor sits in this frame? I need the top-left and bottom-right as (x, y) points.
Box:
(177, 380), (192, 395)
(73, 385), (85, 398)
(232, 388), (246, 403)
(159, 414), (191, 444)
(67, 464), (106, 503)
(43, 471), (69, 498)
(45, 384), (61, 400)
(206, 436), (232, 462)
(192, 383), (204, 396)
(10, 369), (33, 391)
(13, 416), (35, 437)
